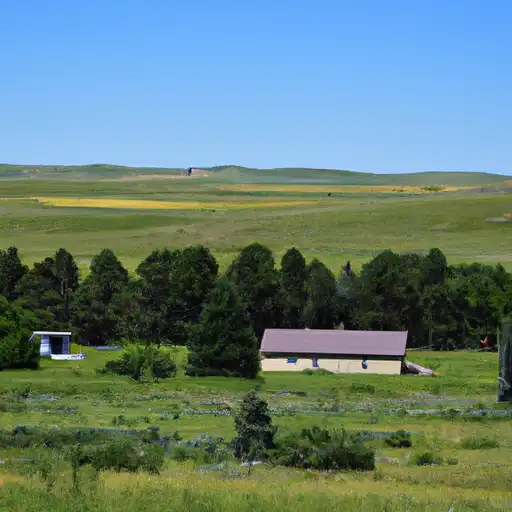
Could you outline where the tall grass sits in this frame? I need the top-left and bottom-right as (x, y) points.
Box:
(2, 464), (511, 512)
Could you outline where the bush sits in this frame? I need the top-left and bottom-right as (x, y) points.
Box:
(385, 430), (412, 448)
(73, 438), (164, 474)
(148, 348), (177, 380)
(411, 451), (443, 466)
(349, 382), (376, 394)
(103, 344), (176, 381)
(0, 297), (40, 371)
(460, 436), (500, 450)
(0, 425), (166, 451)
(302, 368), (332, 376)
(270, 426), (375, 471)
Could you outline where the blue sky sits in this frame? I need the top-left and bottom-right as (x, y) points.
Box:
(1, 0), (510, 174)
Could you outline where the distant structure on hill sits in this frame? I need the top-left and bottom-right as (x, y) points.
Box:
(182, 167), (209, 177)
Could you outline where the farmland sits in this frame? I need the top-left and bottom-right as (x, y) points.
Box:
(0, 167), (511, 273)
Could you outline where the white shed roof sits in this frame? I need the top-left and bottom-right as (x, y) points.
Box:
(32, 331), (72, 336)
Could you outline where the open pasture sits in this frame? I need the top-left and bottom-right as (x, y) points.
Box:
(0, 176), (510, 272)
(0, 349), (511, 511)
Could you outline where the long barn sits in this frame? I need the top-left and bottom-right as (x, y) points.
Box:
(260, 329), (408, 375)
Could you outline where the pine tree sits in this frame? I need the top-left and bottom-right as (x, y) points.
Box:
(302, 259), (340, 329)
(16, 249), (80, 329)
(422, 248), (448, 286)
(0, 247), (28, 301)
(0, 297), (39, 370)
(54, 248), (80, 320)
(278, 248), (307, 328)
(136, 249), (179, 346)
(71, 249), (133, 345)
(232, 390), (276, 463)
(186, 278), (260, 378)
(169, 245), (219, 324)
(226, 243), (279, 339)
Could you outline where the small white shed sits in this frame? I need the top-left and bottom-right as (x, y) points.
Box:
(28, 331), (72, 356)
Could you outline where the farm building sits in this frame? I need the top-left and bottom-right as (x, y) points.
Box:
(28, 331), (72, 357)
(260, 329), (408, 375)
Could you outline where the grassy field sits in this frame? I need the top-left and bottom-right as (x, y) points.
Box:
(1, 168), (512, 507)
(0, 174), (511, 273)
(0, 348), (511, 510)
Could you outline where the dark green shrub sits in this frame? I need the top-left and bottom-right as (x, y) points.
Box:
(411, 451), (443, 466)
(0, 297), (40, 370)
(171, 445), (198, 462)
(82, 438), (164, 474)
(302, 368), (332, 376)
(270, 426), (375, 471)
(349, 382), (376, 394)
(385, 430), (412, 448)
(148, 348), (177, 380)
(460, 436), (500, 450)
(103, 344), (176, 381)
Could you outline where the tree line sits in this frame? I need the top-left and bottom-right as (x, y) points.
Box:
(1, 243), (511, 365)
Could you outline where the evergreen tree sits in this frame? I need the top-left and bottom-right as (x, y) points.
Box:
(448, 263), (507, 348)
(0, 296), (39, 370)
(169, 245), (219, 324)
(71, 249), (133, 345)
(16, 249), (80, 329)
(186, 278), (260, 378)
(54, 248), (80, 320)
(302, 259), (340, 329)
(422, 247), (448, 286)
(136, 249), (179, 346)
(0, 247), (28, 301)
(226, 243), (279, 339)
(349, 251), (424, 344)
(88, 249), (128, 302)
(278, 248), (307, 328)
(232, 390), (276, 463)
(16, 257), (64, 329)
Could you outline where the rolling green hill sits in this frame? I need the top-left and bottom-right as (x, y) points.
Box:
(0, 163), (509, 186)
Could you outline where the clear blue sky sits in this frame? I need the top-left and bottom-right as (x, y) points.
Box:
(1, 0), (510, 174)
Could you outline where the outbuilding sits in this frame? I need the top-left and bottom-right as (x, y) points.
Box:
(28, 331), (72, 357)
(260, 329), (408, 375)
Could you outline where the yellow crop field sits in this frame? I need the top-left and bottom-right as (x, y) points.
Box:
(32, 197), (321, 210)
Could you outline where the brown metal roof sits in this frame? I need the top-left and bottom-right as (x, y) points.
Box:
(260, 329), (408, 357)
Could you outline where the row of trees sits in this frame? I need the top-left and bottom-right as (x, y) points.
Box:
(1, 244), (511, 365)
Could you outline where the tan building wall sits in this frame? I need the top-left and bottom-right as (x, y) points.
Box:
(261, 357), (401, 375)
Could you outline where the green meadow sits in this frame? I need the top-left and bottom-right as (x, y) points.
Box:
(1, 166), (511, 509)
(1, 348), (511, 511)
(0, 168), (511, 273)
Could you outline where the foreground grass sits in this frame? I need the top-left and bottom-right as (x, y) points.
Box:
(2, 462), (512, 511)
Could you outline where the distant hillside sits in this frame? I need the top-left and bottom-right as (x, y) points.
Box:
(0, 163), (509, 187)
(0, 164), (183, 180)
(209, 166), (510, 186)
